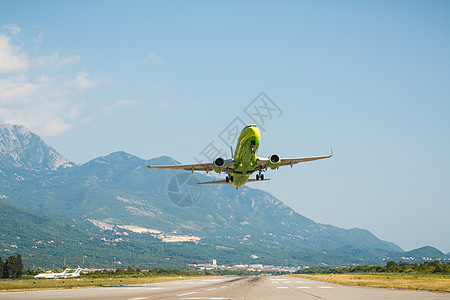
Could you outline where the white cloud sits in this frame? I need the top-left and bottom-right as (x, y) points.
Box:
(35, 73), (60, 84)
(2, 24), (21, 35)
(80, 117), (93, 124)
(145, 53), (164, 64)
(65, 71), (102, 90)
(0, 73), (95, 136)
(0, 28), (81, 74)
(148, 84), (159, 92)
(0, 26), (110, 136)
(101, 99), (136, 117)
(158, 102), (170, 110)
(32, 32), (44, 45)
(0, 34), (30, 73)
(33, 52), (80, 69)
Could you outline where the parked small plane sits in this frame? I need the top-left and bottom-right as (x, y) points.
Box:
(60, 267), (82, 279)
(34, 268), (71, 279)
(147, 124), (332, 188)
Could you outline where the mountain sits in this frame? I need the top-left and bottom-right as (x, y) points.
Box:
(404, 246), (445, 259)
(0, 124), (74, 174)
(0, 200), (198, 269)
(1, 124), (445, 269)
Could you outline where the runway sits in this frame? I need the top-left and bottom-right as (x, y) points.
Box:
(1, 275), (449, 300)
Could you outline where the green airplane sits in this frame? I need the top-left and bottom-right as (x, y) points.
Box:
(147, 124), (332, 189)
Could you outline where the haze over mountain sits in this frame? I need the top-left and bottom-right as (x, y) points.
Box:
(0, 124), (447, 268)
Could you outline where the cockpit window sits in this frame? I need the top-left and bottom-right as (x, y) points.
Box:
(241, 124), (257, 132)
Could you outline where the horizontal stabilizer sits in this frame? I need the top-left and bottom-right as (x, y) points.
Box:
(247, 178), (270, 183)
(197, 178), (270, 185)
(197, 179), (228, 185)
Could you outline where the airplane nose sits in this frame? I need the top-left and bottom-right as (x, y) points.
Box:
(249, 126), (260, 139)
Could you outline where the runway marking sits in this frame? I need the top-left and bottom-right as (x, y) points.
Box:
(181, 297), (233, 300)
(144, 287), (163, 289)
(271, 281), (279, 284)
(276, 286), (288, 289)
(177, 291), (199, 296)
(129, 298), (149, 300)
(319, 286), (333, 289)
(296, 281), (304, 283)
(181, 298), (233, 300)
(220, 285), (229, 288)
(297, 286), (311, 289)
(206, 288), (217, 291)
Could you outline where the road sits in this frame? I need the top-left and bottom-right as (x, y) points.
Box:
(1, 275), (449, 300)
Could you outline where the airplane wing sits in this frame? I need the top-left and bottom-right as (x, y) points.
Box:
(256, 153), (332, 170)
(147, 160), (235, 173)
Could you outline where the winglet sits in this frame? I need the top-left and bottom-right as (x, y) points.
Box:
(330, 145), (333, 157)
(145, 160), (152, 168)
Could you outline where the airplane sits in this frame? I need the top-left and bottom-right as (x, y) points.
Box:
(147, 124), (332, 189)
(60, 267), (82, 279)
(34, 268), (71, 279)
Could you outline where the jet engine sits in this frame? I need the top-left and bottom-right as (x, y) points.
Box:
(267, 154), (281, 170)
(212, 157), (226, 173)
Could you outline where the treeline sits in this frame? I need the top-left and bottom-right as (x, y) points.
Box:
(88, 266), (253, 278)
(296, 260), (450, 274)
(0, 254), (24, 278)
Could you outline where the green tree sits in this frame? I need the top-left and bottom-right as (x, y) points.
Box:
(385, 261), (397, 272)
(4, 254), (24, 278)
(5, 255), (18, 278)
(115, 268), (125, 275)
(0, 257), (4, 279)
(16, 254), (23, 277)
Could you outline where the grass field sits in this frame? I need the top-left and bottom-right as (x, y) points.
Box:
(291, 273), (450, 293)
(0, 276), (210, 292)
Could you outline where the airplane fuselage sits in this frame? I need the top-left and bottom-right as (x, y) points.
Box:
(229, 124), (261, 188)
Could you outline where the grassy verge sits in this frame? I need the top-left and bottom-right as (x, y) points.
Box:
(291, 273), (450, 293)
(0, 276), (211, 292)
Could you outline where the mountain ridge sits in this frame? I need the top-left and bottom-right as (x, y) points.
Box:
(0, 124), (74, 172)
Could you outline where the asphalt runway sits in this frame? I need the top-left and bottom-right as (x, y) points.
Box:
(1, 275), (449, 300)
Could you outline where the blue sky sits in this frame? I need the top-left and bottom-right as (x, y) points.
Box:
(1, 1), (449, 253)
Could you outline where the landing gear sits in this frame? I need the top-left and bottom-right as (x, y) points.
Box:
(256, 170), (264, 181)
(226, 175), (234, 183)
